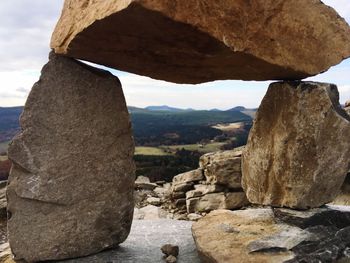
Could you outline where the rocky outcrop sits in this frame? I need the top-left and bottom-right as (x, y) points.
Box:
(242, 81), (350, 209)
(172, 149), (248, 214)
(192, 206), (350, 263)
(51, 0), (350, 84)
(7, 53), (135, 262)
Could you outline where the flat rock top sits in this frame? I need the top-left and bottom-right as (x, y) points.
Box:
(192, 206), (350, 263)
(56, 220), (200, 263)
(51, 0), (350, 83)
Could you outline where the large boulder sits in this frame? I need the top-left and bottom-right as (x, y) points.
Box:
(242, 81), (350, 209)
(7, 53), (135, 262)
(192, 206), (350, 263)
(51, 0), (350, 84)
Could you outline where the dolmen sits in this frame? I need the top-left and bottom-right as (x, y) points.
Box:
(5, 0), (350, 262)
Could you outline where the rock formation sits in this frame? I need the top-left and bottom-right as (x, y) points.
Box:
(192, 206), (350, 263)
(242, 81), (350, 209)
(7, 53), (135, 262)
(171, 148), (248, 213)
(51, 0), (350, 84)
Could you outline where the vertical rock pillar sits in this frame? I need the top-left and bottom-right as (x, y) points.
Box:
(242, 81), (350, 209)
(7, 53), (135, 262)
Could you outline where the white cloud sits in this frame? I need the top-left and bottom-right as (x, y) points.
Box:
(0, 1), (64, 71)
(0, 70), (39, 106)
(338, 85), (350, 103)
(119, 73), (268, 109)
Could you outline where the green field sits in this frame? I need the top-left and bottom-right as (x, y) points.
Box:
(164, 142), (225, 153)
(135, 146), (171, 156)
(135, 142), (225, 156)
(0, 141), (9, 153)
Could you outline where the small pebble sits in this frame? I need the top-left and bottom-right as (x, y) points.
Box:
(166, 255), (177, 263)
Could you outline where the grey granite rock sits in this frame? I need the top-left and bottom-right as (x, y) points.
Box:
(7, 53), (135, 262)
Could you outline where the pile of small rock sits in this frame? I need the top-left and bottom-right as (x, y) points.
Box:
(171, 147), (249, 216)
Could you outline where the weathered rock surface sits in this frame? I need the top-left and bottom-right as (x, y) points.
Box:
(172, 169), (204, 186)
(7, 53), (135, 262)
(242, 81), (350, 209)
(51, 0), (350, 84)
(200, 150), (242, 189)
(192, 206), (350, 263)
(186, 192), (248, 213)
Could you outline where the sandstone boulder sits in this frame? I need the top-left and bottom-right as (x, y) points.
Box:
(186, 192), (248, 213)
(51, 0), (350, 84)
(186, 184), (225, 199)
(172, 169), (204, 186)
(242, 81), (350, 209)
(192, 206), (350, 263)
(7, 53), (135, 262)
(200, 150), (242, 189)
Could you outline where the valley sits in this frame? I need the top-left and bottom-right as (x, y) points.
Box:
(0, 105), (254, 182)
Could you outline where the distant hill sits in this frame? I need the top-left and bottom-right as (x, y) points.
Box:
(145, 105), (194, 112)
(0, 105), (255, 146)
(131, 109), (252, 145)
(0, 106), (23, 143)
(227, 106), (247, 111)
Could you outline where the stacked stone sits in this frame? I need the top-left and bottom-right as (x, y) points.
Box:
(171, 149), (249, 214)
(171, 169), (204, 212)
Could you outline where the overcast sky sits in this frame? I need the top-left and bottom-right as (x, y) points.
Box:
(0, 1), (349, 110)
